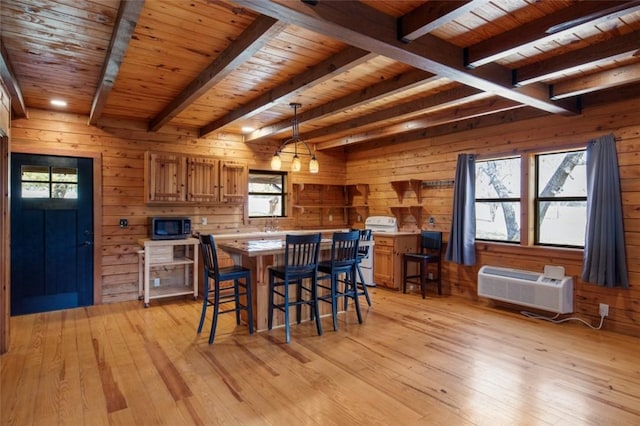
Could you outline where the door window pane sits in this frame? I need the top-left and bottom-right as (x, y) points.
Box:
(21, 165), (78, 199)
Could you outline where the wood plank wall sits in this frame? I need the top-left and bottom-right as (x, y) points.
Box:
(346, 94), (640, 337)
(0, 81), (10, 353)
(6, 93), (640, 338)
(9, 111), (347, 305)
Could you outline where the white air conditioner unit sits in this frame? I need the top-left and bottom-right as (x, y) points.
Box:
(478, 265), (573, 314)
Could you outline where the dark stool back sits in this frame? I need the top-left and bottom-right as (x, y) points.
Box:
(268, 233), (322, 343)
(317, 230), (362, 331)
(402, 231), (442, 299)
(198, 234), (254, 344)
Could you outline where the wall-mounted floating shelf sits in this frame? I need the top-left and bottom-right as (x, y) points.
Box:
(390, 205), (423, 228)
(292, 183), (369, 227)
(390, 179), (422, 203)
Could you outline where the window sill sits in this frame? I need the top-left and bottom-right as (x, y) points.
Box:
(475, 241), (583, 261)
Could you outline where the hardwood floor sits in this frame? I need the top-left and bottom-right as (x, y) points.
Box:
(2, 288), (639, 425)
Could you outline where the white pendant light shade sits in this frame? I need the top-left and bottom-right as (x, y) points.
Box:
(271, 153), (282, 170)
(291, 154), (302, 172)
(309, 155), (319, 174)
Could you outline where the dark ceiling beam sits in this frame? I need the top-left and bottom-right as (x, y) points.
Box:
(0, 40), (28, 118)
(465, 1), (640, 69)
(345, 107), (550, 155)
(235, 0), (579, 116)
(200, 46), (376, 138)
(305, 85), (488, 145)
(244, 68), (439, 143)
(150, 15), (287, 132)
(550, 62), (640, 100)
(317, 96), (523, 150)
(398, 0), (489, 43)
(514, 30), (640, 86)
(88, 0), (144, 125)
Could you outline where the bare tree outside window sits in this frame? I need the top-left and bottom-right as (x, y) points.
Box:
(536, 151), (586, 246)
(475, 157), (521, 242)
(475, 150), (587, 247)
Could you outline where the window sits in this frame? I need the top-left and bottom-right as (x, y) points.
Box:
(248, 170), (286, 217)
(21, 165), (78, 199)
(535, 150), (586, 247)
(475, 157), (521, 242)
(475, 149), (587, 248)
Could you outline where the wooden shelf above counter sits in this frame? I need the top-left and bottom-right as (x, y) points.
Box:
(390, 206), (423, 227)
(292, 183), (369, 227)
(390, 179), (422, 203)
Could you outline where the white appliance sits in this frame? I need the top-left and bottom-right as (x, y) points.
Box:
(360, 216), (399, 286)
(477, 265), (574, 314)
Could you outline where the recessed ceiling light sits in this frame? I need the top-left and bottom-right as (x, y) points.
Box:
(241, 126), (255, 134)
(50, 99), (67, 107)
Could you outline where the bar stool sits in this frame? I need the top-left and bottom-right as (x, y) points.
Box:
(355, 228), (373, 306)
(198, 234), (254, 344)
(317, 230), (362, 331)
(268, 233), (322, 344)
(402, 231), (442, 299)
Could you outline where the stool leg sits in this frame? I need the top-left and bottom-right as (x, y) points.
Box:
(420, 260), (427, 299)
(295, 279), (303, 324)
(209, 281), (221, 344)
(351, 267), (363, 324)
(234, 279), (241, 325)
(356, 263), (372, 306)
(402, 256), (408, 294)
(437, 259), (442, 295)
(284, 280), (291, 343)
(245, 276), (254, 334)
(268, 275), (275, 331)
(312, 276), (323, 336)
(331, 274), (339, 331)
(197, 274), (209, 334)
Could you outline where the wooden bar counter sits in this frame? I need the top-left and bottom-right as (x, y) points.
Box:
(215, 230), (372, 332)
(217, 237), (330, 332)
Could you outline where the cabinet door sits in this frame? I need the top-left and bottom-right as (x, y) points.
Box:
(146, 152), (187, 202)
(187, 157), (220, 203)
(373, 238), (394, 288)
(220, 161), (247, 203)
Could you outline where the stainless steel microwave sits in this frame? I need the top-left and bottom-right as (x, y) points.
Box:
(150, 217), (192, 240)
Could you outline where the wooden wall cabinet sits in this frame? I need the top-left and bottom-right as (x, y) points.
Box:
(145, 151), (246, 204)
(373, 234), (418, 290)
(220, 160), (247, 202)
(146, 151), (187, 202)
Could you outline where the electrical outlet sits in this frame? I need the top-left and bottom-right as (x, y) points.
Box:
(599, 303), (609, 317)
(428, 272), (434, 280)
(153, 278), (160, 288)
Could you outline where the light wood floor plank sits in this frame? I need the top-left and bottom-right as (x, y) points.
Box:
(3, 288), (640, 425)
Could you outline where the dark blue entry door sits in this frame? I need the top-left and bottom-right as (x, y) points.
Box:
(11, 153), (94, 315)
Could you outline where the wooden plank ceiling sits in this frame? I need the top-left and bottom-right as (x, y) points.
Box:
(1, 0), (639, 152)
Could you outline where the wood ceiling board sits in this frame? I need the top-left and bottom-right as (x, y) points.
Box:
(360, 0), (426, 17)
(303, 79), (460, 130)
(3, 0), (638, 148)
(5, 0), (119, 30)
(238, 0), (579, 115)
